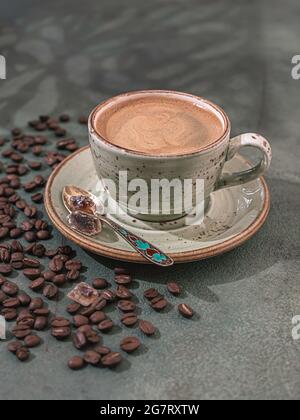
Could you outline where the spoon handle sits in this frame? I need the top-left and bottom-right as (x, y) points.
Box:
(99, 215), (174, 267)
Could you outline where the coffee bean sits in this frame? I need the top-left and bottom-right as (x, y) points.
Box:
(94, 346), (111, 356)
(0, 227), (9, 239)
(0, 290), (7, 303)
(102, 290), (116, 302)
(59, 114), (70, 123)
(11, 252), (24, 263)
(2, 308), (17, 321)
(92, 278), (109, 289)
(94, 299), (107, 311)
(18, 292), (31, 306)
(86, 330), (101, 344)
(34, 316), (48, 331)
(31, 193), (43, 203)
(151, 297), (168, 311)
(68, 356), (85, 370)
(89, 311), (106, 324)
(102, 352), (122, 367)
(73, 331), (87, 349)
(115, 274), (132, 285)
(3, 297), (20, 308)
(23, 257), (40, 268)
(117, 300), (136, 313)
(49, 258), (64, 273)
(139, 320), (156, 336)
(43, 284), (58, 299)
(66, 302), (81, 315)
(120, 336), (141, 353)
(23, 268), (41, 280)
(178, 303), (194, 318)
(17, 313), (34, 328)
(12, 324), (32, 339)
(16, 347), (30, 362)
(28, 161), (42, 170)
(65, 259), (82, 271)
(77, 324), (93, 335)
(144, 288), (159, 300)
(83, 350), (101, 366)
(20, 220), (34, 231)
(43, 271), (55, 281)
(114, 267), (129, 275)
(167, 282), (182, 296)
(51, 326), (71, 340)
(32, 309), (49, 317)
(53, 274), (67, 286)
(24, 334), (41, 348)
(66, 270), (80, 281)
(31, 244), (46, 257)
(55, 128), (66, 137)
(78, 115), (88, 125)
(98, 319), (114, 332)
(45, 249), (58, 258)
(116, 286), (133, 300)
(30, 277), (45, 291)
(10, 228), (22, 239)
(2, 281), (19, 296)
(121, 312), (138, 327)
(29, 297), (44, 311)
(7, 340), (22, 353)
(73, 315), (89, 327)
(36, 230), (50, 240)
(0, 264), (12, 275)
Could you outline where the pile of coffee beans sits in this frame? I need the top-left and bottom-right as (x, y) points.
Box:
(0, 114), (195, 371)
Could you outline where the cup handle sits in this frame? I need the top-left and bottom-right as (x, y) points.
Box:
(216, 133), (272, 190)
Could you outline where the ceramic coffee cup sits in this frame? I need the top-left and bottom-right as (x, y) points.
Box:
(88, 90), (272, 222)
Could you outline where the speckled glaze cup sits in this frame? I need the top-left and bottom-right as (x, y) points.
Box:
(88, 90), (272, 222)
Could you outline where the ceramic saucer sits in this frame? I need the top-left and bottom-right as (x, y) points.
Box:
(44, 146), (270, 264)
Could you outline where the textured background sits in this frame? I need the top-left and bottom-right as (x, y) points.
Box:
(0, 0), (300, 400)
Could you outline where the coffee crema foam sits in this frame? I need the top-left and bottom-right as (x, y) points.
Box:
(94, 96), (225, 155)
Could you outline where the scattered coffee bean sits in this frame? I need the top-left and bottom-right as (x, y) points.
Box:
(89, 311), (106, 324)
(73, 331), (87, 349)
(7, 340), (22, 353)
(16, 347), (30, 362)
(92, 278), (109, 289)
(151, 296), (168, 311)
(43, 284), (58, 299)
(116, 286), (132, 300)
(144, 288), (159, 300)
(102, 352), (122, 367)
(2, 281), (19, 296)
(120, 336), (141, 353)
(117, 300), (136, 313)
(30, 277), (45, 291)
(115, 274), (132, 285)
(51, 326), (71, 340)
(139, 320), (156, 336)
(94, 346), (111, 356)
(178, 303), (194, 318)
(73, 315), (89, 328)
(66, 302), (81, 315)
(24, 334), (41, 348)
(0, 264), (12, 275)
(18, 292), (31, 306)
(29, 297), (44, 311)
(51, 318), (71, 328)
(98, 319), (114, 332)
(167, 282), (182, 296)
(68, 356), (85, 370)
(121, 312), (138, 327)
(114, 267), (129, 275)
(83, 350), (101, 366)
(34, 316), (48, 331)
(23, 268), (41, 280)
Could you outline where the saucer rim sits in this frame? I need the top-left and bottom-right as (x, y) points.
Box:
(44, 146), (270, 264)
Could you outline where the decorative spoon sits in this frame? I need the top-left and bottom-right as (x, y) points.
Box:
(62, 186), (174, 267)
